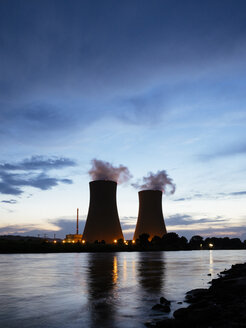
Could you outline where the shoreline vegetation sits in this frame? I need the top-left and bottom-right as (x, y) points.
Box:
(0, 233), (245, 253)
(148, 262), (246, 328)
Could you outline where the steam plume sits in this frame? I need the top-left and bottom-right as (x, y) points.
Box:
(88, 159), (132, 184)
(132, 170), (176, 194)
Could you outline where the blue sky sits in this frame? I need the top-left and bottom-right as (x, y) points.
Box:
(0, 0), (246, 240)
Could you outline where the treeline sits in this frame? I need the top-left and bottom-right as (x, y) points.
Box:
(136, 233), (245, 250)
(0, 233), (245, 253)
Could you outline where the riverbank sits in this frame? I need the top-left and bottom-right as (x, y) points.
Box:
(1, 234), (245, 253)
(148, 262), (246, 327)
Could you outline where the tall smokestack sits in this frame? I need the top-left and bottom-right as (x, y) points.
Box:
(82, 180), (124, 243)
(133, 190), (167, 241)
(76, 208), (79, 234)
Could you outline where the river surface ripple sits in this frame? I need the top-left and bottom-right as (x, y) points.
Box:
(0, 250), (245, 328)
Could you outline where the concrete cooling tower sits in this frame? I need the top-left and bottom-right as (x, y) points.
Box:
(133, 190), (167, 241)
(82, 180), (124, 243)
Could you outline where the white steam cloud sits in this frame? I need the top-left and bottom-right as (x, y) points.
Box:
(88, 159), (132, 184)
(132, 170), (176, 194)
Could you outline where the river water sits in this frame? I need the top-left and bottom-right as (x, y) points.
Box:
(0, 250), (245, 328)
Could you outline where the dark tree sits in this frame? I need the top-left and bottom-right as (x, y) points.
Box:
(139, 233), (150, 247)
(151, 235), (162, 246)
(161, 232), (181, 250)
(189, 235), (204, 249)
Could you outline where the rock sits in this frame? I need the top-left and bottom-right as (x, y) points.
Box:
(185, 288), (208, 303)
(150, 263), (246, 328)
(173, 307), (189, 319)
(189, 300), (209, 309)
(189, 304), (219, 323)
(162, 305), (171, 313)
(152, 303), (171, 313)
(144, 321), (155, 327)
(155, 319), (182, 327)
(160, 296), (171, 305)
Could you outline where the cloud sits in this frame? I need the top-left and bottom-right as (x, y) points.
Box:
(119, 216), (137, 239)
(174, 194), (203, 202)
(0, 217), (87, 239)
(0, 156), (75, 195)
(0, 156), (76, 171)
(49, 218), (86, 237)
(0, 224), (52, 237)
(1, 0), (246, 147)
(116, 88), (169, 125)
(1, 199), (17, 204)
(174, 191), (246, 202)
(166, 214), (226, 226)
(229, 191), (246, 196)
(0, 183), (22, 195)
(199, 143), (246, 161)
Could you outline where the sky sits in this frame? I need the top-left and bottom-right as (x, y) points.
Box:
(0, 0), (246, 241)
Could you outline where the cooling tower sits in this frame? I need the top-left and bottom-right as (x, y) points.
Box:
(133, 190), (167, 241)
(82, 180), (124, 243)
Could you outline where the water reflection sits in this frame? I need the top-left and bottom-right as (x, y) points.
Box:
(209, 250), (214, 275)
(87, 253), (119, 328)
(123, 257), (127, 282)
(1, 251), (245, 328)
(137, 252), (165, 293)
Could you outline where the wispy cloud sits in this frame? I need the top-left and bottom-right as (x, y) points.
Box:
(0, 156), (76, 172)
(229, 191), (246, 196)
(199, 143), (246, 161)
(1, 199), (17, 204)
(166, 214), (226, 226)
(174, 193), (203, 202)
(174, 190), (246, 202)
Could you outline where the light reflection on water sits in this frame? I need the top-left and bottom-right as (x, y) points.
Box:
(0, 250), (245, 328)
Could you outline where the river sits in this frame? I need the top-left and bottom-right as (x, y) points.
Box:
(0, 250), (245, 328)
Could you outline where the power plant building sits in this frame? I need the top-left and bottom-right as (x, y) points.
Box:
(64, 208), (83, 243)
(82, 180), (124, 243)
(133, 190), (167, 241)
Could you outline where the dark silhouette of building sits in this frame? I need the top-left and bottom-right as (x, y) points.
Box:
(133, 190), (167, 241)
(82, 180), (124, 243)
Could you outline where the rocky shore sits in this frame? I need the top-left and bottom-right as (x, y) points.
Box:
(148, 262), (246, 327)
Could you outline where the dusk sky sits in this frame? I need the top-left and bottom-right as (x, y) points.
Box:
(1, 0), (246, 240)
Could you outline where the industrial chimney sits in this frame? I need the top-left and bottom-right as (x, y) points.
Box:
(82, 180), (124, 243)
(133, 190), (167, 241)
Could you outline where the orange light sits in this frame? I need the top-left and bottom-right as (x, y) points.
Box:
(209, 243), (214, 248)
(53, 240), (57, 244)
(132, 240), (135, 244)
(72, 240), (75, 243)
(82, 240), (85, 244)
(62, 240), (65, 243)
(114, 239), (117, 244)
(124, 240), (128, 245)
